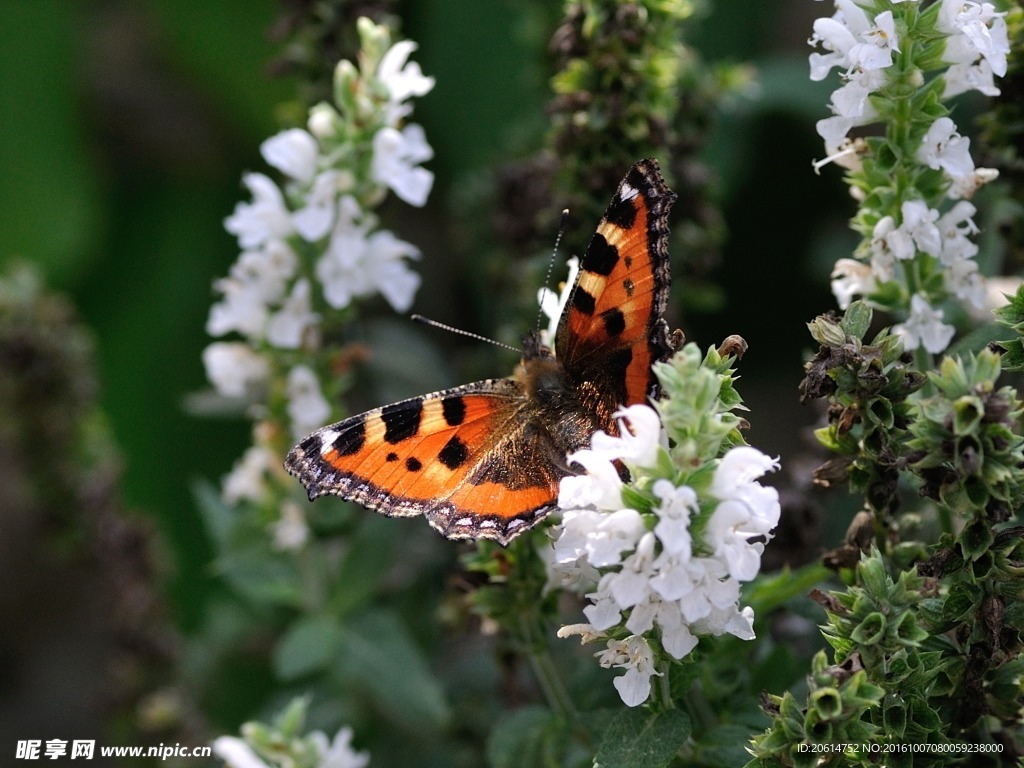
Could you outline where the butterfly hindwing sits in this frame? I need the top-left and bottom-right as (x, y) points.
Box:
(284, 379), (568, 544)
(557, 158), (676, 421)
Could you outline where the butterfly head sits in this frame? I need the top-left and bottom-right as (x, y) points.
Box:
(521, 328), (554, 362)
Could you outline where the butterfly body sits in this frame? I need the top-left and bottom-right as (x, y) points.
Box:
(286, 159), (677, 545)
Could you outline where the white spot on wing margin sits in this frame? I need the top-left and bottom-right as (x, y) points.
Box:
(318, 429), (340, 456)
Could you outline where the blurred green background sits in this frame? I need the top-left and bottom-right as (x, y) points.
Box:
(1, 0), (861, 746)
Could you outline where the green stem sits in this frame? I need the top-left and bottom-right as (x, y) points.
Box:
(936, 503), (954, 536)
(656, 660), (674, 709)
(518, 615), (592, 748)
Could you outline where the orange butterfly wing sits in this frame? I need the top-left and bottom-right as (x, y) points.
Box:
(284, 379), (570, 544)
(557, 158), (676, 423)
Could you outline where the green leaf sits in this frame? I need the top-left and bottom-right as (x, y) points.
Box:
(329, 515), (405, 617)
(273, 615), (343, 681)
(960, 516), (994, 561)
(213, 548), (303, 608)
(943, 581), (980, 622)
(335, 609), (451, 731)
(595, 708), (691, 768)
(841, 300), (872, 340)
(698, 724), (758, 768)
(191, 478), (236, 553)
(486, 706), (563, 768)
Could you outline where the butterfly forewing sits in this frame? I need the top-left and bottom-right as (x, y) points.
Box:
(557, 158), (676, 415)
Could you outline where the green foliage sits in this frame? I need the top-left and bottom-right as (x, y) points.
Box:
(654, 340), (748, 469)
(994, 280), (1024, 371)
(908, 350), (1024, 530)
(595, 709), (692, 768)
(750, 553), (946, 767)
(800, 302), (926, 516)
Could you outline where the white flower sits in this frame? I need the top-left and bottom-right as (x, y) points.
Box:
(554, 508), (646, 568)
(222, 445), (274, 505)
(944, 58), (1000, 97)
(206, 240), (299, 342)
(556, 623), (604, 644)
(651, 480), (697, 558)
(938, 0), (1009, 77)
(225, 173), (294, 249)
(948, 166), (999, 200)
(584, 577), (625, 630)
(376, 39), (435, 124)
(371, 124), (434, 207)
(849, 10), (899, 72)
(828, 69), (885, 119)
(203, 342), (269, 398)
(261, 128), (319, 184)
(894, 293), (956, 353)
(831, 258), (876, 309)
(815, 104), (878, 162)
(596, 635), (661, 707)
(898, 200), (942, 257)
(212, 736), (270, 768)
(945, 257), (987, 309)
(310, 726), (370, 768)
(812, 136), (869, 174)
(538, 257), (580, 347)
(558, 459), (625, 512)
(286, 364), (331, 439)
(267, 279), (318, 349)
(548, 393), (774, 702)
(207, 277), (270, 340)
(308, 103), (339, 139)
(936, 200), (979, 265)
(293, 170), (343, 242)
(362, 230), (423, 312)
(544, 555), (599, 595)
(706, 447), (781, 581)
(653, 604), (699, 659)
(607, 532), (658, 608)
(916, 117), (976, 184)
(596, 404), (666, 469)
(271, 501), (310, 552)
(808, 2), (898, 79)
(808, 2), (866, 80)
(317, 199), (422, 312)
(559, 405), (666, 513)
(868, 216), (905, 279)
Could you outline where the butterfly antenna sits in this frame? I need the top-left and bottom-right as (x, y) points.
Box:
(411, 315), (521, 353)
(534, 208), (571, 334)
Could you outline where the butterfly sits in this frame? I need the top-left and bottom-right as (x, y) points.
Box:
(285, 158), (678, 545)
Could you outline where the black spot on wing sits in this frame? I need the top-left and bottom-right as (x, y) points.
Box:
(623, 277), (635, 297)
(331, 418), (365, 455)
(624, 164), (649, 195)
(441, 395), (466, 426)
(582, 233), (619, 276)
(604, 193), (638, 229)
(438, 435), (469, 469)
(382, 401), (422, 444)
(572, 287), (596, 315)
(405, 456), (422, 472)
(386, 452), (398, 462)
(601, 307), (626, 337)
